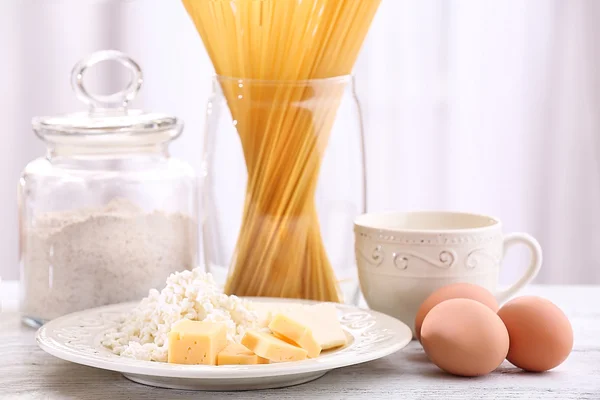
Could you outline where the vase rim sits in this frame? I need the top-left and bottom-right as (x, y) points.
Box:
(213, 74), (353, 86)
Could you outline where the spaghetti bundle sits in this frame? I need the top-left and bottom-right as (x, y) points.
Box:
(183, 0), (381, 301)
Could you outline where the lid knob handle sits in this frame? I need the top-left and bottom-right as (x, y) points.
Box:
(70, 50), (143, 111)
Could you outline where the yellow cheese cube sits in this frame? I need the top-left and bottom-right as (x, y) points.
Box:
(167, 319), (227, 365)
(217, 343), (270, 365)
(241, 331), (308, 362)
(268, 314), (322, 358)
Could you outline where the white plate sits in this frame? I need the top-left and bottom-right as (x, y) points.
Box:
(36, 299), (412, 391)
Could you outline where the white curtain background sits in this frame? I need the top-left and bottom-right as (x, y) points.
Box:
(1, 0), (599, 285)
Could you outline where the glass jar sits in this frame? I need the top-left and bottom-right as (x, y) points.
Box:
(19, 51), (198, 327)
(202, 75), (366, 304)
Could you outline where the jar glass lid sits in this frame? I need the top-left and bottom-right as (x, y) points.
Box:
(32, 50), (182, 147)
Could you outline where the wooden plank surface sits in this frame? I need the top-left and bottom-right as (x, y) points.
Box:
(1, 284), (599, 400)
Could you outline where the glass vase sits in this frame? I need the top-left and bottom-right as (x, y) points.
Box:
(202, 75), (366, 304)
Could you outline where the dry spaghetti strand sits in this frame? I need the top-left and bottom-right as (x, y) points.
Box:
(183, 0), (381, 301)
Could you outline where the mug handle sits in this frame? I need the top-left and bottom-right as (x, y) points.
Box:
(495, 232), (543, 303)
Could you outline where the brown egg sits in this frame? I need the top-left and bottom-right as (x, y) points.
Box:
(421, 298), (509, 377)
(498, 296), (573, 372)
(415, 283), (499, 340)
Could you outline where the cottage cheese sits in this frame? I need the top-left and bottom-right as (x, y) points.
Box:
(102, 268), (261, 362)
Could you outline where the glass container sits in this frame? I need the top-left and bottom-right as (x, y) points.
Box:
(19, 50), (198, 326)
(202, 75), (366, 304)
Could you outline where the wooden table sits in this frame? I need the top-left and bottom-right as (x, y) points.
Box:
(1, 282), (599, 399)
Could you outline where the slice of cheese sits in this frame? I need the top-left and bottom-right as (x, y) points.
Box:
(241, 331), (308, 362)
(268, 314), (322, 358)
(292, 303), (348, 350)
(251, 302), (348, 350)
(217, 343), (270, 365)
(167, 319), (227, 365)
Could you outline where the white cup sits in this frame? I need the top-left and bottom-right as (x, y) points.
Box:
(354, 211), (542, 337)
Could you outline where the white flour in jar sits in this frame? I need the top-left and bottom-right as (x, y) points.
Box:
(21, 198), (197, 321)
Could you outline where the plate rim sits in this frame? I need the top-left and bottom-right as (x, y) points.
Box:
(36, 298), (412, 379)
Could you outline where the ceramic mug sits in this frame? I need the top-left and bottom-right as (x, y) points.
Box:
(354, 211), (542, 337)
